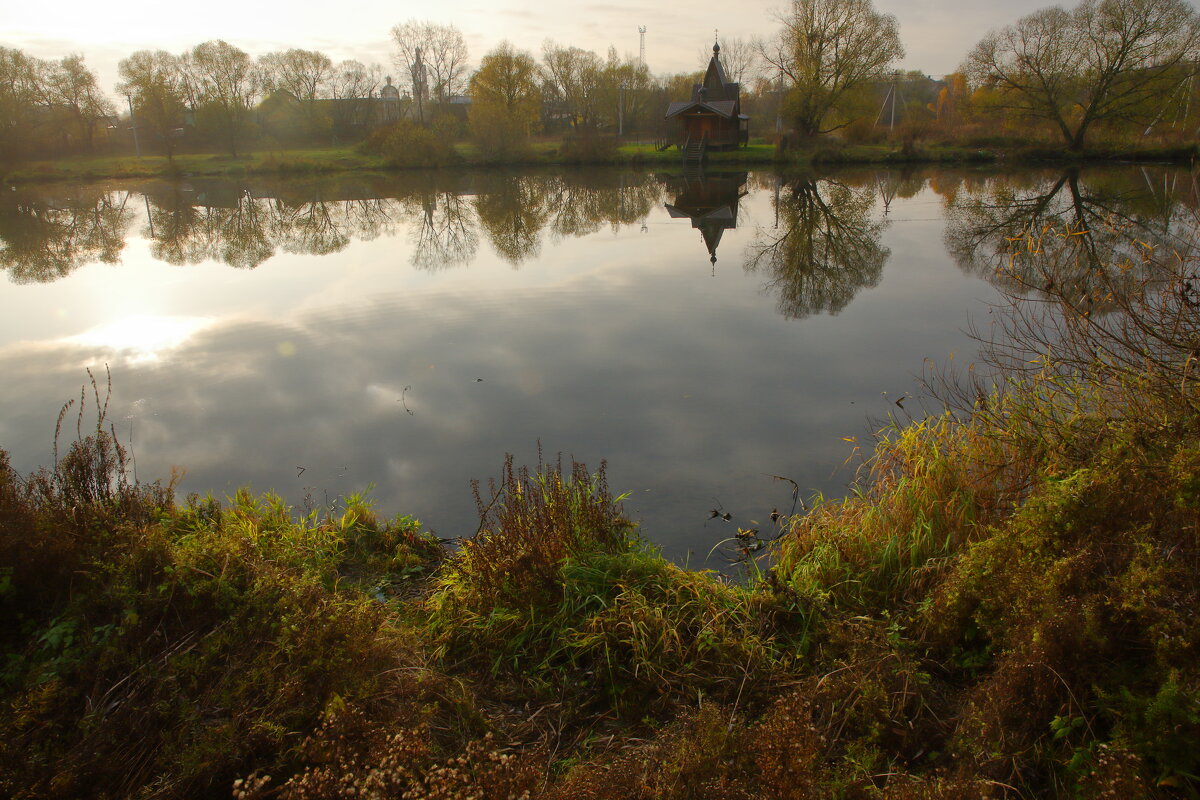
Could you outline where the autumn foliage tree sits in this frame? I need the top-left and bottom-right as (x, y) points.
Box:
(965, 0), (1200, 149)
(0, 47), (41, 164)
(761, 0), (904, 136)
(469, 42), (541, 159)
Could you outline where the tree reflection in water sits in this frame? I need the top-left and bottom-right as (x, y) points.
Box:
(407, 189), (478, 272)
(271, 196), (350, 258)
(472, 174), (553, 266)
(470, 172), (666, 267)
(745, 174), (889, 320)
(0, 188), (132, 283)
(942, 167), (1200, 312)
(548, 171), (664, 240)
(15, 168), (1194, 309)
(0, 172), (670, 281)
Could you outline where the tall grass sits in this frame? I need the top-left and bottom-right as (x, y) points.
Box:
(426, 454), (793, 714)
(774, 409), (1035, 611)
(767, 214), (1200, 794)
(0, 374), (444, 799)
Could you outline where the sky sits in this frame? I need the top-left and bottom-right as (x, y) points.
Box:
(3, 0), (1053, 103)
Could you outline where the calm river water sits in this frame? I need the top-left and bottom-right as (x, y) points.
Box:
(2, 165), (1195, 563)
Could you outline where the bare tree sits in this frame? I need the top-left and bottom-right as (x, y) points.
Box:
(698, 36), (761, 85)
(330, 60), (382, 101)
(390, 20), (470, 121)
(328, 60), (382, 141)
(259, 48), (333, 101)
(189, 40), (262, 155)
(759, 0), (904, 136)
(965, 0), (1200, 150)
(541, 41), (603, 130)
(259, 48), (335, 141)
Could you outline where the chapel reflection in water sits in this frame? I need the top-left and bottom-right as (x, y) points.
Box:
(664, 171), (749, 271)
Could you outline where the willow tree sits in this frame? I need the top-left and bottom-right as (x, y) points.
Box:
(965, 0), (1200, 150)
(469, 42), (541, 159)
(0, 47), (40, 164)
(760, 0), (904, 136)
(42, 55), (113, 152)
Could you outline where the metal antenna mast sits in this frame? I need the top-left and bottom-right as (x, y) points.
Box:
(639, 26), (647, 68)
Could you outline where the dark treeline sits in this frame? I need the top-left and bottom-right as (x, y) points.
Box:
(4, 0), (1200, 171)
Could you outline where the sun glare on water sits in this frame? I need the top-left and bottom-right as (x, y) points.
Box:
(69, 315), (213, 364)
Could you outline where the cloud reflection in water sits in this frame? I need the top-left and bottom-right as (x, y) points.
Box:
(8, 167), (1186, 563)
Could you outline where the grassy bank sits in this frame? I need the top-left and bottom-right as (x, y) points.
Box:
(8, 138), (1196, 184)
(1, 142), (787, 183)
(2, 234), (1199, 798)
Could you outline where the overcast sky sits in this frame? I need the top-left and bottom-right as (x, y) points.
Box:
(5, 0), (1054, 101)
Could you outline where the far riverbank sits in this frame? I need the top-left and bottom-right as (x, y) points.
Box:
(5, 138), (1198, 184)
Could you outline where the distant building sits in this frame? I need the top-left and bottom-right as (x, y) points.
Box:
(379, 76), (402, 125)
(665, 42), (749, 151)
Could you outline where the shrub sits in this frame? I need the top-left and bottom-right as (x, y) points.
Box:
(559, 131), (619, 163)
(469, 103), (534, 162)
(358, 119), (458, 168)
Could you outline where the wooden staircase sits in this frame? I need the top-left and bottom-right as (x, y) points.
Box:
(682, 133), (708, 166)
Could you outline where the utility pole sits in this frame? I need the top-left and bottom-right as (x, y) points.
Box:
(890, 72), (897, 129)
(618, 84), (626, 136)
(776, 66), (783, 140)
(126, 93), (141, 157)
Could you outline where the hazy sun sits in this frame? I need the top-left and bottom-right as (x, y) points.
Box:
(70, 314), (213, 364)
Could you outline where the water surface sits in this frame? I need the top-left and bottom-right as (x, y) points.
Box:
(2, 165), (1193, 563)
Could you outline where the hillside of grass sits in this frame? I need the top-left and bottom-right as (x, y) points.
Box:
(2, 230), (1198, 798)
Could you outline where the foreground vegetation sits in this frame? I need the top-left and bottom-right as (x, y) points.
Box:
(2, 224), (1198, 798)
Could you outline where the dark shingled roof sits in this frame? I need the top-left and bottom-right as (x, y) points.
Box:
(665, 99), (739, 119)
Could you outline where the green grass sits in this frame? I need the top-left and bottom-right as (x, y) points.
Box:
(4, 147), (393, 183)
(10, 136), (1196, 184)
